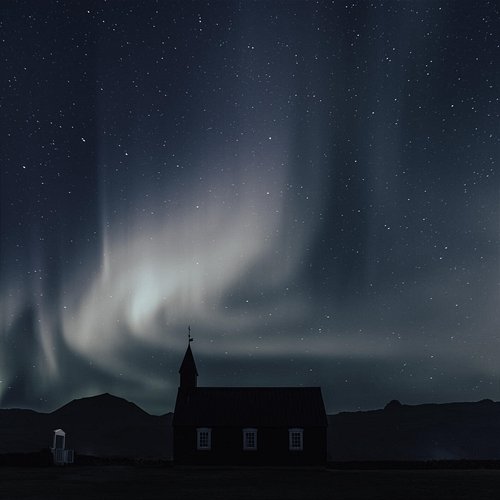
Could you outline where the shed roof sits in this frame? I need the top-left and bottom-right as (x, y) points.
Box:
(173, 387), (327, 427)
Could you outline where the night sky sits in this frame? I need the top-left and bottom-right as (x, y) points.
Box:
(1, 1), (498, 415)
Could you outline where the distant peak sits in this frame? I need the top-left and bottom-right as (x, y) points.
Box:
(53, 392), (149, 417)
(95, 392), (119, 399)
(384, 399), (403, 411)
(74, 392), (125, 404)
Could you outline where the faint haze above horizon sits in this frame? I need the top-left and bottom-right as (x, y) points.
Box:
(1, 1), (499, 415)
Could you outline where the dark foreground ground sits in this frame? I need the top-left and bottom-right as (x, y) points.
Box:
(1, 466), (500, 500)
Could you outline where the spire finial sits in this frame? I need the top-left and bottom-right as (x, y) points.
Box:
(188, 325), (193, 343)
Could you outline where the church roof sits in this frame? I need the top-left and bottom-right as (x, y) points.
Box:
(173, 387), (327, 427)
(179, 344), (198, 376)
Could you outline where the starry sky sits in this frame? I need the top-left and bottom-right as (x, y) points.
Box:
(1, 1), (499, 415)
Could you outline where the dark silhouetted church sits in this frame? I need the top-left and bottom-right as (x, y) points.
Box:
(172, 343), (328, 465)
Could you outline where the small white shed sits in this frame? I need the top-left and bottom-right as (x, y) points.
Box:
(50, 429), (74, 465)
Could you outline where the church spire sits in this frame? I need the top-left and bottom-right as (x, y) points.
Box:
(179, 329), (198, 390)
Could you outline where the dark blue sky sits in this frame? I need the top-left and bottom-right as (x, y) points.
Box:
(1, 1), (498, 414)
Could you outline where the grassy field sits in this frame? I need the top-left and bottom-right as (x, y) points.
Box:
(1, 466), (500, 499)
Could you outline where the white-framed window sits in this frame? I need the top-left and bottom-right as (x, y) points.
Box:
(197, 428), (211, 450)
(243, 428), (257, 450)
(289, 428), (303, 451)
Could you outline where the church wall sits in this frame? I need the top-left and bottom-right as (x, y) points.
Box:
(173, 426), (326, 466)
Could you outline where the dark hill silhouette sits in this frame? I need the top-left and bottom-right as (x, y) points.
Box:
(329, 399), (500, 461)
(3, 395), (500, 461)
(0, 393), (172, 459)
(53, 392), (149, 420)
(0, 408), (51, 454)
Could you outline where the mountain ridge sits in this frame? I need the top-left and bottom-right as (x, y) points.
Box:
(329, 398), (500, 461)
(0, 393), (172, 458)
(2, 394), (500, 461)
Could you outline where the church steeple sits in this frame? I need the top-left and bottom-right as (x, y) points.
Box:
(179, 340), (198, 390)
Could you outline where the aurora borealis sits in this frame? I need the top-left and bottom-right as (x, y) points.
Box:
(1, 1), (499, 414)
